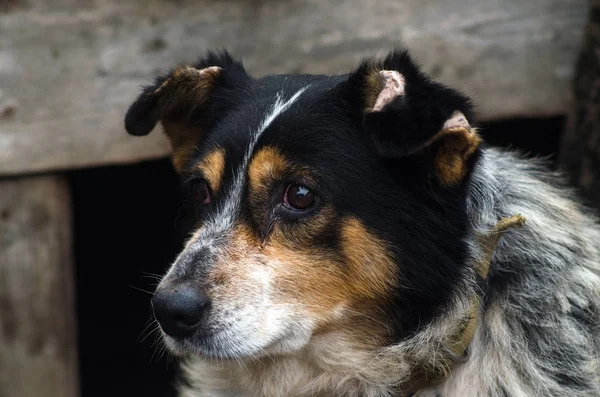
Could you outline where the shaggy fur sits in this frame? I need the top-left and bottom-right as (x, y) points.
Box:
(124, 49), (600, 397)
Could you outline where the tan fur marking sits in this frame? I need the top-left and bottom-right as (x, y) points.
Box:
(247, 146), (319, 230)
(248, 146), (289, 201)
(197, 148), (226, 192)
(265, 242), (349, 320)
(425, 113), (481, 187)
(205, 221), (348, 324)
(200, 201), (394, 364)
(340, 217), (396, 299)
(262, 205), (349, 322)
(433, 127), (481, 187)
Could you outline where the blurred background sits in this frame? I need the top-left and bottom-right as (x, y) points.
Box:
(1, 0), (598, 396)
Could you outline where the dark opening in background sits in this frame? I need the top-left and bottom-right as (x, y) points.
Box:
(67, 116), (565, 397)
(69, 159), (182, 397)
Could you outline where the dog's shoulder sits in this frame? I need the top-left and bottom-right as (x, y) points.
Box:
(449, 147), (600, 396)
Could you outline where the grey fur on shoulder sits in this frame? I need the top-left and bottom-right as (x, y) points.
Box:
(429, 149), (600, 397)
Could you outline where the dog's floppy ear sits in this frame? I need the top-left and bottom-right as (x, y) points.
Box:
(348, 50), (481, 187)
(124, 51), (248, 171)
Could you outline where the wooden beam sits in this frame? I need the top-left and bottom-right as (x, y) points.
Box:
(0, 175), (79, 397)
(0, 0), (587, 175)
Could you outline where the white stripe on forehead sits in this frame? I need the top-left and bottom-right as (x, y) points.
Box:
(223, 85), (309, 225)
(247, 87), (308, 157)
(167, 85), (309, 276)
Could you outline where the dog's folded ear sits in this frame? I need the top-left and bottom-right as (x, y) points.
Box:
(348, 50), (481, 187)
(124, 51), (248, 171)
(124, 65), (222, 137)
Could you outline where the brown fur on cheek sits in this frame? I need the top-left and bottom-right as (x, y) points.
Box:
(202, 204), (395, 344)
(205, 220), (349, 319)
(339, 217), (397, 299)
(261, 217), (396, 324)
(258, 218), (396, 347)
(262, 241), (350, 322)
(196, 148), (226, 192)
(202, 218), (395, 352)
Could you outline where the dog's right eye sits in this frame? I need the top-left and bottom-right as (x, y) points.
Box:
(284, 184), (315, 211)
(191, 179), (211, 205)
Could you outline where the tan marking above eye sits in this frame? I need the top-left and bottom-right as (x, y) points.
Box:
(248, 146), (318, 204)
(248, 146), (290, 199)
(197, 148), (226, 192)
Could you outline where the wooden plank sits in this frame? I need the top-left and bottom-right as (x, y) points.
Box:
(0, 175), (79, 397)
(561, 2), (600, 210)
(0, 0), (587, 175)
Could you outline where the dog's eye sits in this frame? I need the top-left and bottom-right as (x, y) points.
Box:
(191, 179), (211, 205)
(284, 184), (315, 210)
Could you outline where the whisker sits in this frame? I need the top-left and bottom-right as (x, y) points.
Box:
(140, 324), (161, 345)
(142, 271), (164, 278)
(150, 333), (166, 363)
(138, 317), (159, 344)
(130, 285), (155, 295)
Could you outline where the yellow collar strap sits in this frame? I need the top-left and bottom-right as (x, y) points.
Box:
(447, 214), (527, 357)
(408, 215), (525, 396)
(409, 215), (527, 394)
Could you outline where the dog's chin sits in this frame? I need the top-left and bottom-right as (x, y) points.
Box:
(161, 326), (313, 360)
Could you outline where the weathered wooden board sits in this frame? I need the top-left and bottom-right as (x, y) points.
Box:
(561, 1), (600, 210)
(0, 176), (79, 397)
(0, 0), (587, 175)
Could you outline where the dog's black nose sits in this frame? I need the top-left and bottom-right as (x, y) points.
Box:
(152, 284), (210, 338)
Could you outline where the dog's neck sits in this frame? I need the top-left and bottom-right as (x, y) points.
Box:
(181, 306), (478, 397)
(182, 330), (408, 397)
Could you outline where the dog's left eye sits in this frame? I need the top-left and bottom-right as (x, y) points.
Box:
(283, 184), (315, 210)
(191, 179), (211, 205)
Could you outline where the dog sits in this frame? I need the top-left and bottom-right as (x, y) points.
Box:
(124, 49), (600, 397)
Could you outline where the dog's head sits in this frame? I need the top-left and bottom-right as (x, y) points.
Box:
(125, 50), (481, 359)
